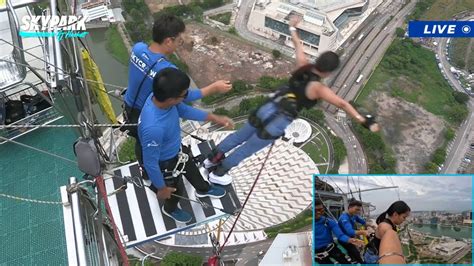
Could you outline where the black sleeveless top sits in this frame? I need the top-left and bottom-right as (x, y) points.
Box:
(288, 69), (321, 111)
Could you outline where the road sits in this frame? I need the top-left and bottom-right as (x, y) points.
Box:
(327, 0), (416, 113)
(320, 0), (415, 172)
(203, 2), (236, 16)
(325, 113), (367, 173)
(436, 19), (474, 174)
(135, 238), (274, 265)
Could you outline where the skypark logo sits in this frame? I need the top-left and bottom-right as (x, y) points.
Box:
(19, 16), (89, 41)
(408, 21), (474, 38)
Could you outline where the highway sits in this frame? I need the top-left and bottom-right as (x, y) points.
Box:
(437, 19), (474, 174)
(325, 113), (367, 173)
(326, 0), (416, 112)
(321, 0), (416, 172)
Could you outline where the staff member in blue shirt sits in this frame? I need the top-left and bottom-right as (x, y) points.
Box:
(123, 13), (231, 171)
(138, 68), (234, 223)
(314, 199), (364, 264)
(338, 200), (370, 263)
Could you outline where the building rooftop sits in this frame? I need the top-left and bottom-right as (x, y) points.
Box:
(259, 232), (312, 266)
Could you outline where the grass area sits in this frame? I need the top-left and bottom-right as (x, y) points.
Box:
(264, 209), (312, 238)
(421, 0), (474, 20)
(129, 256), (154, 266)
(451, 38), (474, 73)
(105, 25), (130, 65)
(402, 244), (409, 257)
(357, 38), (468, 125)
(301, 139), (329, 173)
(351, 121), (397, 174)
(161, 251), (202, 266)
(202, 80), (256, 105)
(209, 12), (232, 25)
(118, 137), (137, 162)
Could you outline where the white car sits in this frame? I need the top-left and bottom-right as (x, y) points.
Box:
(463, 157), (471, 163)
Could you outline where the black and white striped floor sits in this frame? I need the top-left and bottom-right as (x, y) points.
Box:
(104, 162), (241, 248)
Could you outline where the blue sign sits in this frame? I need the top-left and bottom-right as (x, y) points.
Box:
(408, 21), (474, 38)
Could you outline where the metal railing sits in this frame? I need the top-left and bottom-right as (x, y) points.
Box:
(62, 177), (124, 265)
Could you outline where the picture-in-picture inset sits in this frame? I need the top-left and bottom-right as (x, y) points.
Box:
(314, 175), (473, 265)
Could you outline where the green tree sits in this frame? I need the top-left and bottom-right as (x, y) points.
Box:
(201, 0), (224, 9)
(407, 0), (436, 20)
(300, 108), (325, 125)
(161, 252), (202, 266)
(232, 80), (253, 93)
(258, 76), (288, 90)
(447, 104), (469, 123)
(395, 27), (406, 38)
(228, 26), (238, 35)
(214, 107), (230, 116)
(122, 0), (149, 14)
(423, 162), (439, 173)
(332, 136), (347, 164)
(352, 122), (396, 173)
(238, 99), (252, 114)
(210, 36), (219, 45)
(432, 148), (446, 165)
(444, 127), (455, 141)
(125, 21), (148, 42)
(129, 8), (145, 24)
(382, 151), (397, 170)
(452, 91), (469, 104)
(189, 4), (204, 21)
(272, 49), (281, 59)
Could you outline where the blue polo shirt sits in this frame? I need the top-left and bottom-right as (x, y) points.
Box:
(338, 212), (366, 237)
(138, 95), (208, 189)
(314, 216), (350, 250)
(124, 42), (204, 110)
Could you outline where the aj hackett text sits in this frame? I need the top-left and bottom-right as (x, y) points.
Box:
(20, 15), (89, 40)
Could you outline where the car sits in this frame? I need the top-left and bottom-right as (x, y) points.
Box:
(353, 144), (357, 149)
(463, 157), (471, 163)
(258, 250), (265, 256)
(470, 143), (474, 149)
